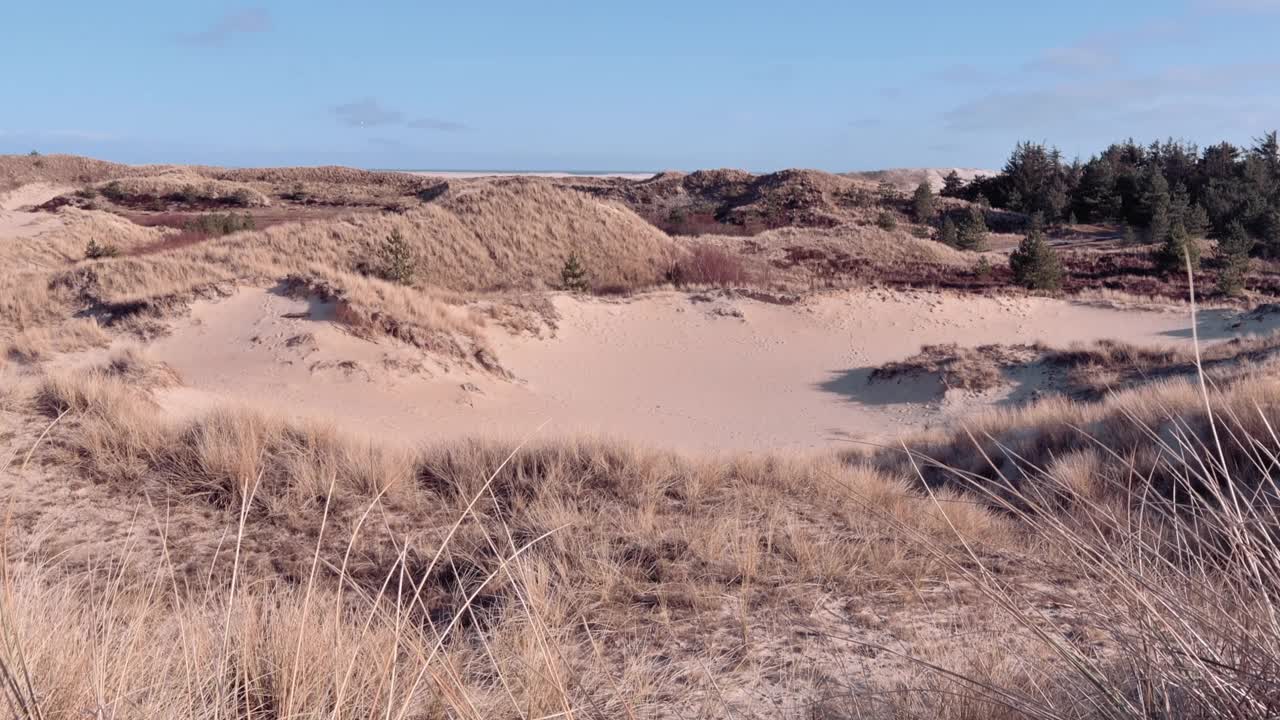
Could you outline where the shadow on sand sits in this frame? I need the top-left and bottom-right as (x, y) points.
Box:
(1157, 308), (1241, 341)
(817, 364), (1052, 410)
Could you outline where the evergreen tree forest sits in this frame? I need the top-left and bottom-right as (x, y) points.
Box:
(943, 133), (1280, 256)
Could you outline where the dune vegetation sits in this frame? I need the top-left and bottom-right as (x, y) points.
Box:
(3, 151), (1280, 718)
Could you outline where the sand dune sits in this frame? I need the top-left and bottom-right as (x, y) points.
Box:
(146, 285), (1238, 452)
(0, 182), (68, 238)
(405, 170), (654, 180)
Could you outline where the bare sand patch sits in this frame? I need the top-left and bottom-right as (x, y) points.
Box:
(0, 182), (69, 240)
(145, 285), (1241, 452)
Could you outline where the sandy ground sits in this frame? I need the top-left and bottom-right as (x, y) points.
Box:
(145, 286), (1246, 453)
(0, 183), (67, 239)
(403, 170), (654, 180)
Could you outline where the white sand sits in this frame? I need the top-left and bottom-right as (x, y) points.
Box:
(147, 286), (1239, 453)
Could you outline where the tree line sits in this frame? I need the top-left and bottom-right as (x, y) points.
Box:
(926, 133), (1280, 293)
(942, 133), (1280, 259)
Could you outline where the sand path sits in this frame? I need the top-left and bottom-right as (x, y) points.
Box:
(145, 286), (1251, 452)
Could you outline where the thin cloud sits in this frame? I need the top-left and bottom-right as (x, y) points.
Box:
(943, 62), (1280, 133)
(332, 98), (404, 128)
(1024, 20), (1187, 74)
(0, 128), (118, 141)
(932, 64), (999, 84)
(181, 8), (272, 47)
(332, 99), (466, 132)
(369, 137), (410, 150)
(408, 117), (468, 132)
(849, 116), (881, 129)
(1025, 45), (1118, 73)
(1195, 0), (1280, 12)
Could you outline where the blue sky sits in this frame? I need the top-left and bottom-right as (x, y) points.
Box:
(2, 0), (1278, 171)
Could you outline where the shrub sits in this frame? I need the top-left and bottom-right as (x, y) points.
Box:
(667, 244), (748, 287)
(375, 229), (416, 285)
(184, 212), (256, 237)
(230, 188), (257, 207)
(875, 211), (898, 231)
(1009, 214), (1063, 291)
(171, 184), (202, 204)
(416, 182), (449, 203)
(560, 251), (590, 292)
(101, 181), (127, 202)
(84, 239), (120, 260)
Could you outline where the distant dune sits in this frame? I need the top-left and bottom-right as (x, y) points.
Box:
(844, 166), (994, 191)
(404, 169), (655, 180)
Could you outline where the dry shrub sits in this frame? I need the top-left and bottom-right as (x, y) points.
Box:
(871, 343), (1043, 392)
(667, 242), (751, 286)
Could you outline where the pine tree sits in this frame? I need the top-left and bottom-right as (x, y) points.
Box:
(1122, 224), (1137, 245)
(1216, 221), (1254, 296)
(1155, 222), (1200, 276)
(84, 238), (119, 260)
(561, 251), (589, 292)
(941, 171), (965, 197)
(1185, 203), (1211, 238)
(912, 181), (935, 224)
(974, 255), (993, 279)
(376, 229), (416, 284)
(1142, 168), (1171, 245)
(1009, 213), (1063, 291)
(956, 205), (988, 251)
(1259, 206), (1280, 258)
(939, 216), (959, 247)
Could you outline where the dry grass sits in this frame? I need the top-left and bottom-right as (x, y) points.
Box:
(0, 364), (1014, 718)
(853, 372), (1280, 719)
(0, 153), (164, 192)
(0, 206), (175, 273)
(8, 352), (1280, 717)
(871, 343), (1044, 392)
(4, 317), (110, 363)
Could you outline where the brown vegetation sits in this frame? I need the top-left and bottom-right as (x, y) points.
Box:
(870, 343), (1043, 392)
(6, 154), (1280, 717)
(3, 364), (1009, 718)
